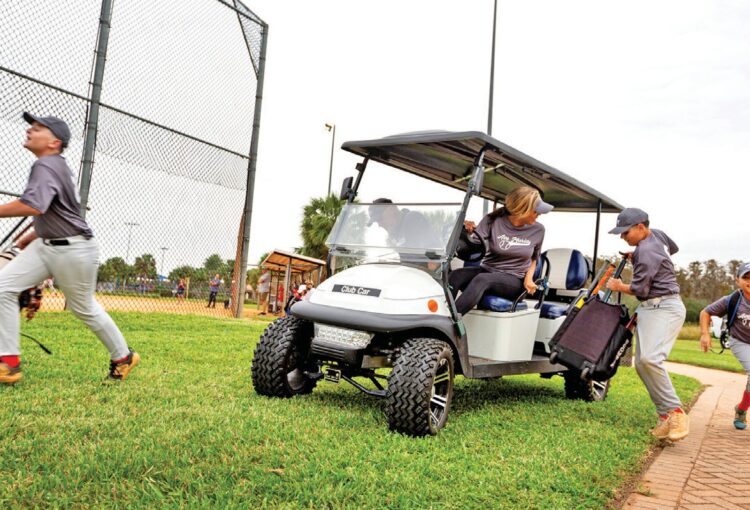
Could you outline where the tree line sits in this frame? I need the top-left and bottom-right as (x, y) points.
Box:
(98, 253), (236, 287)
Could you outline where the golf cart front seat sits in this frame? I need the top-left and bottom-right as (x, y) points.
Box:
(471, 258), (539, 313)
(535, 248), (590, 319)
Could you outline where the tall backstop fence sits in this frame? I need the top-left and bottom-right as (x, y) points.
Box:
(0, 0), (266, 318)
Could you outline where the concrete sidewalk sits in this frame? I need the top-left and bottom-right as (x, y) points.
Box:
(625, 362), (750, 510)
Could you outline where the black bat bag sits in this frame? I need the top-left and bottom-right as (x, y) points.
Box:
(548, 296), (634, 382)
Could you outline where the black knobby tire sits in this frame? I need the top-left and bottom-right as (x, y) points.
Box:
(563, 371), (610, 402)
(251, 315), (317, 397)
(385, 338), (454, 436)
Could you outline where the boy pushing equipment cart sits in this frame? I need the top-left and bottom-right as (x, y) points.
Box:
(605, 208), (688, 442)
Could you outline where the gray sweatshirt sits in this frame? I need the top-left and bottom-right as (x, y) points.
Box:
(630, 229), (680, 300)
(474, 211), (545, 279)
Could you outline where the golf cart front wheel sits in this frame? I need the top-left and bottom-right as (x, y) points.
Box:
(563, 371), (610, 402)
(386, 338), (454, 436)
(251, 315), (318, 397)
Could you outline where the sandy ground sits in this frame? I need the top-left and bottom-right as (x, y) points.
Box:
(38, 293), (280, 320)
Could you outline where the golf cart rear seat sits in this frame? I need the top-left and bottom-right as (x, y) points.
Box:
(536, 248), (590, 319)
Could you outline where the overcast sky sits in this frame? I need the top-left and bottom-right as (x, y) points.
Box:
(243, 0), (749, 268)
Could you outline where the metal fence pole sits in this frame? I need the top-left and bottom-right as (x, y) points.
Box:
(234, 22), (268, 318)
(79, 0), (114, 217)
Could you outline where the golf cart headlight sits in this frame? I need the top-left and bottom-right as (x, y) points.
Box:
(314, 324), (373, 348)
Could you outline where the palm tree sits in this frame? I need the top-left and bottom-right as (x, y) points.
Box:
(133, 254), (157, 280)
(300, 195), (345, 260)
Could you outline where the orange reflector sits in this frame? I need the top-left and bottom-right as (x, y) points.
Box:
(427, 299), (438, 313)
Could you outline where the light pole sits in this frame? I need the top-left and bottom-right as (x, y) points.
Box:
(484, 0), (499, 216)
(325, 123), (336, 196)
(159, 246), (168, 276)
(124, 221), (140, 263)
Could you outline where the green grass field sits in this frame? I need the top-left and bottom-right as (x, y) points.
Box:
(1, 313), (701, 509)
(669, 339), (745, 373)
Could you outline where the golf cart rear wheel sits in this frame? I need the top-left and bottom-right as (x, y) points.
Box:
(563, 371), (610, 402)
(386, 338), (454, 436)
(251, 315), (318, 397)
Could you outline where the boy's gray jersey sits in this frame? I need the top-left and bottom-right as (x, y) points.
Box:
(705, 293), (750, 344)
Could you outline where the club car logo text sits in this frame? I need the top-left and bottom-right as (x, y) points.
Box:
(332, 284), (381, 297)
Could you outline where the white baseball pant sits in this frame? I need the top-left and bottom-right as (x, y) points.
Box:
(0, 236), (129, 360)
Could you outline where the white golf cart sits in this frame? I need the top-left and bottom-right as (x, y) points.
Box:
(252, 131), (624, 436)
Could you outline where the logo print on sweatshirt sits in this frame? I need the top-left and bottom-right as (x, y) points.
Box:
(495, 234), (531, 251)
(738, 312), (750, 328)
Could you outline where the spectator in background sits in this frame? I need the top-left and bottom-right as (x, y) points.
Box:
(176, 278), (186, 303)
(207, 273), (221, 308)
(275, 284), (285, 315)
(257, 268), (270, 315)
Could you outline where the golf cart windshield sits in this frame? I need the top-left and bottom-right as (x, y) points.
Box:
(326, 202), (461, 265)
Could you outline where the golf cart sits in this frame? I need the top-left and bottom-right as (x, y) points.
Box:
(251, 131), (624, 436)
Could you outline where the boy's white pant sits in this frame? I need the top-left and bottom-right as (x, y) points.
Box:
(729, 337), (750, 392)
(0, 237), (129, 360)
(634, 296), (686, 415)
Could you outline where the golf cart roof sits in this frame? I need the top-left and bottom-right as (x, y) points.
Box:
(341, 130), (623, 213)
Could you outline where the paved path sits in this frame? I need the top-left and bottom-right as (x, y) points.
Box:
(625, 362), (750, 510)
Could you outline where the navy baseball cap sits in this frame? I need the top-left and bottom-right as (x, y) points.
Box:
(23, 112), (71, 148)
(609, 207), (649, 234)
(737, 262), (750, 279)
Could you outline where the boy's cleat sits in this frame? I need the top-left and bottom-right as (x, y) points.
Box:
(650, 416), (670, 439)
(734, 406), (747, 430)
(667, 410), (689, 441)
(107, 351), (140, 381)
(0, 362), (22, 384)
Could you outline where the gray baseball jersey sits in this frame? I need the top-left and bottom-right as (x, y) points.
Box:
(474, 211), (545, 278)
(19, 154), (93, 239)
(705, 293), (750, 344)
(630, 230), (680, 300)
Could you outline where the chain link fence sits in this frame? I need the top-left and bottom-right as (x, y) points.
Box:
(0, 0), (266, 318)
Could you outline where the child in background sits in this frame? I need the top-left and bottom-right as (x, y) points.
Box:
(700, 261), (750, 430)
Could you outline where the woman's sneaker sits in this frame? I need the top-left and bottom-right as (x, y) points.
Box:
(734, 406), (747, 430)
(107, 351), (140, 380)
(0, 362), (22, 384)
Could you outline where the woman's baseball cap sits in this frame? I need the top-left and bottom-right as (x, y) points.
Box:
(23, 112), (71, 148)
(535, 197), (554, 214)
(737, 262), (750, 279)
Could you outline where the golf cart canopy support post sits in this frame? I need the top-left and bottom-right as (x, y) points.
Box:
(593, 200), (602, 275)
(441, 147), (489, 327)
(345, 157), (370, 203)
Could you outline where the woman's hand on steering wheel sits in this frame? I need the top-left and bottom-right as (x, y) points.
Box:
(463, 220), (476, 234)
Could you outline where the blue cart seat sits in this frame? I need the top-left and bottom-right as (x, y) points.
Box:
(539, 302), (567, 319)
(536, 248), (590, 319)
(477, 294), (528, 312)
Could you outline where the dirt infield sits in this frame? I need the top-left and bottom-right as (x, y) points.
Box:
(38, 293), (275, 320)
